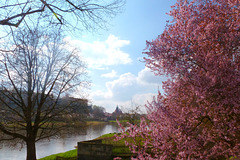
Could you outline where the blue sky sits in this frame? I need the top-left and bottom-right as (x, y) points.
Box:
(67, 0), (177, 112)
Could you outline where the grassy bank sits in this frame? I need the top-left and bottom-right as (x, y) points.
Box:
(38, 149), (77, 160)
(38, 133), (132, 160)
(85, 120), (109, 125)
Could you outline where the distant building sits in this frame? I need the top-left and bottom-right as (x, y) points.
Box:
(117, 106), (123, 114)
(111, 106), (123, 120)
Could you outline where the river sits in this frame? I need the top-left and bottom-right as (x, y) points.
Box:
(0, 123), (119, 160)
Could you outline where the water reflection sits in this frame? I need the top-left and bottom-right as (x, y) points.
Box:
(0, 123), (119, 160)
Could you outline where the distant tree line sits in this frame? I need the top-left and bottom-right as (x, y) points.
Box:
(87, 105), (143, 123)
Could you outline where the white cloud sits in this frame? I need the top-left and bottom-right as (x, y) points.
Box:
(91, 67), (167, 112)
(132, 93), (156, 105)
(101, 70), (118, 78)
(91, 89), (112, 100)
(105, 72), (138, 101)
(137, 67), (166, 85)
(64, 35), (132, 69)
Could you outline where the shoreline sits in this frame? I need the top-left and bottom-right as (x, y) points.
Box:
(38, 132), (131, 160)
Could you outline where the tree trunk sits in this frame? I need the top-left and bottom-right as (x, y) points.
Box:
(26, 139), (37, 160)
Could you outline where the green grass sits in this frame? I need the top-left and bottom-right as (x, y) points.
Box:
(95, 133), (128, 146)
(96, 132), (116, 139)
(85, 120), (108, 125)
(109, 120), (129, 123)
(113, 146), (132, 154)
(38, 149), (77, 160)
(38, 132), (134, 160)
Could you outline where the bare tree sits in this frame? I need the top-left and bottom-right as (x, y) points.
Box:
(122, 102), (142, 125)
(0, 27), (89, 160)
(91, 105), (106, 120)
(0, 0), (125, 31)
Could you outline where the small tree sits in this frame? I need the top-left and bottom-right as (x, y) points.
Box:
(117, 0), (240, 159)
(122, 103), (142, 125)
(91, 105), (106, 120)
(0, 27), (89, 160)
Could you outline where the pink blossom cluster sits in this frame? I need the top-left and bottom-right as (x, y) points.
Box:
(116, 0), (240, 159)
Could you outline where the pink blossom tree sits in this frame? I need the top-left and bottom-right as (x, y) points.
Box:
(117, 0), (240, 159)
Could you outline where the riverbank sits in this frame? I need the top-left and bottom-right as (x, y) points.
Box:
(85, 120), (113, 125)
(38, 133), (132, 160)
(0, 122), (119, 160)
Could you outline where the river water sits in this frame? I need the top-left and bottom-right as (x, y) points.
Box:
(0, 123), (119, 160)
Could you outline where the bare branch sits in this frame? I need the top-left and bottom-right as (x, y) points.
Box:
(39, 0), (62, 24)
(0, 7), (45, 27)
(0, 0), (125, 31)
